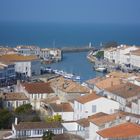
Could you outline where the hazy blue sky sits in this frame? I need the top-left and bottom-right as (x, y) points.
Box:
(0, 0), (140, 24)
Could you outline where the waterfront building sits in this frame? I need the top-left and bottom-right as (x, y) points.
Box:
(1, 92), (29, 111)
(3, 120), (63, 139)
(104, 45), (139, 66)
(0, 62), (16, 87)
(16, 45), (40, 56)
(16, 82), (54, 110)
(96, 122), (140, 140)
(74, 93), (120, 120)
(40, 48), (62, 62)
(0, 54), (41, 78)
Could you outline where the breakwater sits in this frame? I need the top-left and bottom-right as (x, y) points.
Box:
(61, 46), (98, 53)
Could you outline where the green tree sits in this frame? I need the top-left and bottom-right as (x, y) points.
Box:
(15, 104), (32, 114)
(42, 131), (55, 140)
(53, 114), (62, 122)
(0, 109), (13, 129)
(95, 51), (104, 59)
(45, 114), (62, 123)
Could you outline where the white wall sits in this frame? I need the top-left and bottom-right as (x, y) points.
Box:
(89, 122), (99, 140)
(15, 61), (31, 77)
(74, 97), (120, 120)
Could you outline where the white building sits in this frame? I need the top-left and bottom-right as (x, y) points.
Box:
(74, 93), (120, 120)
(130, 49), (140, 69)
(0, 54), (41, 77)
(48, 102), (74, 121)
(16, 82), (54, 110)
(3, 120), (63, 139)
(104, 45), (139, 66)
(16, 45), (40, 56)
(89, 112), (127, 140)
(0, 62), (16, 86)
(40, 48), (62, 61)
(104, 82), (140, 109)
(2, 92), (29, 111)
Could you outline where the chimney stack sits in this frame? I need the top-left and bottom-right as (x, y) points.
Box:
(15, 118), (18, 125)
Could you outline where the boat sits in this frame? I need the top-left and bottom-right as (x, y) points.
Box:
(95, 67), (107, 72)
(53, 69), (80, 81)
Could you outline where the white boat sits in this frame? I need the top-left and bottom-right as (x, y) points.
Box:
(95, 67), (107, 72)
(53, 69), (80, 81)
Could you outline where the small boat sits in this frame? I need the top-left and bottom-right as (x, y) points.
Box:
(95, 67), (107, 72)
(52, 69), (80, 81)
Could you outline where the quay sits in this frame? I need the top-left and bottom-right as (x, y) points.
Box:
(61, 46), (98, 53)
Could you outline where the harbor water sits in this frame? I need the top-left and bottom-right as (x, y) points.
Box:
(0, 22), (140, 82)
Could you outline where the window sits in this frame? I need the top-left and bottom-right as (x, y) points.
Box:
(8, 102), (10, 107)
(92, 105), (96, 113)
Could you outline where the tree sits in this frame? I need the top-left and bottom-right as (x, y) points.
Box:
(42, 131), (55, 140)
(45, 114), (62, 123)
(0, 109), (13, 129)
(15, 103), (32, 114)
(95, 51), (104, 59)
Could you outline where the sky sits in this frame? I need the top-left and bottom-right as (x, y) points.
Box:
(0, 0), (140, 24)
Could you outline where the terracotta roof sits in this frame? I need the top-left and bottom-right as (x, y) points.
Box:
(106, 82), (140, 99)
(97, 122), (140, 138)
(22, 82), (54, 94)
(85, 77), (103, 85)
(90, 112), (125, 126)
(95, 77), (122, 90)
(50, 77), (89, 93)
(106, 71), (134, 79)
(131, 49), (140, 56)
(75, 93), (101, 104)
(77, 112), (108, 127)
(41, 96), (60, 104)
(2, 92), (28, 101)
(14, 121), (63, 130)
(49, 103), (73, 112)
(0, 54), (39, 62)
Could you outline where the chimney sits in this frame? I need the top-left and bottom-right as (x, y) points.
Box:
(15, 118), (18, 125)
(90, 89), (93, 94)
(111, 81), (114, 87)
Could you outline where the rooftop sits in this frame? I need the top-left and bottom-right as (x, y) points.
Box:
(97, 122), (140, 138)
(22, 82), (54, 94)
(90, 112), (125, 126)
(131, 49), (140, 56)
(49, 102), (73, 112)
(14, 121), (63, 130)
(75, 93), (101, 104)
(77, 112), (108, 127)
(50, 77), (89, 93)
(106, 82), (140, 99)
(0, 54), (39, 62)
(95, 77), (122, 90)
(2, 92), (28, 101)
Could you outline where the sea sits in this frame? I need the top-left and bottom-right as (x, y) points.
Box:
(0, 22), (140, 82)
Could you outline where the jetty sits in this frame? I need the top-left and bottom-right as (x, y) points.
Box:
(61, 46), (97, 53)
